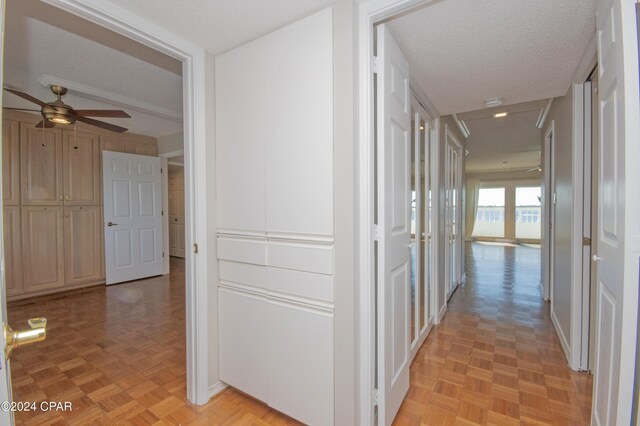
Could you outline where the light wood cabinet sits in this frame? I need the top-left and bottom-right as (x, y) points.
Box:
(21, 206), (65, 293)
(124, 134), (158, 156)
(3, 206), (23, 296)
(168, 166), (185, 258)
(63, 130), (101, 205)
(20, 124), (63, 205)
(64, 206), (103, 285)
(100, 135), (128, 153)
(3, 111), (159, 299)
(3, 119), (20, 205)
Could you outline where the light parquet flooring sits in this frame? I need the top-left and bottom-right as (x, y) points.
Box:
(8, 258), (298, 425)
(395, 242), (593, 425)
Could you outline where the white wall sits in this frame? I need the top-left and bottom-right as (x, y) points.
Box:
(546, 85), (574, 357)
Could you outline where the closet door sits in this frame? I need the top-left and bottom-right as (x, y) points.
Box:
(63, 130), (101, 205)
(168, 167), (185, 258)
(3, 206), (23, 297)
(2, 119), (20, 205)
(20, 124), (63, 205)
(64, 206), (103, 285)
(22, 206), (64, 293)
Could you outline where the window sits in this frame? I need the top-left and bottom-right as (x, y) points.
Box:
(472, 187), (505, 238)
(516, 186), (542, 240)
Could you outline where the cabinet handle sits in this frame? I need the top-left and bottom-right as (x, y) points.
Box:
(59, 195), (63, 201)
(65, 195), (69, 201)
(107, 222), (118, 227)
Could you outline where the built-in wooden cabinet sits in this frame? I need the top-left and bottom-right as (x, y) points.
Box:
(168, 166), (185, 258)
(3, 120), (20, 206)
(20, 124), (63, 205)
(3, 206), (23, 296)
(64, 206), (104, 285)
(123, 134), (158, 156)
(21, 206), (65, 293)
(63, 130), (101, 205)
(2, 111), (159, 300)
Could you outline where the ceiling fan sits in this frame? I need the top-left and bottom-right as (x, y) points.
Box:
(3, 85), (130, 133)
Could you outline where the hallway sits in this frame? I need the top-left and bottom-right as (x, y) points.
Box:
(396, 243), (593, 425)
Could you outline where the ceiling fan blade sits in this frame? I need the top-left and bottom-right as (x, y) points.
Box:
(4, 88), (47, 107)
(74, 109), (131, 118)
(3, 107), (40, 112)
(76, 115), (128, 133)
(35, 120), (56, 129)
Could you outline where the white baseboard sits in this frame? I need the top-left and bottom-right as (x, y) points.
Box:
(437, 303), (447, 323)
(208, 381), (228, 400)
(550, 310), (571, 366)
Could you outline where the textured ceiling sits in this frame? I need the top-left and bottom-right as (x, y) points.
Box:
(464, 109), (542, 173)
(388, 0), (597, 115)
(3, 0), (183, 137)
(105, 0), (336, 56)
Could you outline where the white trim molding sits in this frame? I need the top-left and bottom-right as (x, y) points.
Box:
(357, 1), (438, 423)
(41, 0), (212, 405)
(38, 74), (183, 122)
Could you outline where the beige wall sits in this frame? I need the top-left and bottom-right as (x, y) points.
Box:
(545, 85), (574, 349)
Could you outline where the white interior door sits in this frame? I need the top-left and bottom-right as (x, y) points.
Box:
(376, 23), (411, 426)
(0, 0), (14, 422)
(103, 151), (164, 285)
(592, 0), (640, 423)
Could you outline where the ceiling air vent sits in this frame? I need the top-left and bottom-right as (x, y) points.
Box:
(485, 97), (503, 108)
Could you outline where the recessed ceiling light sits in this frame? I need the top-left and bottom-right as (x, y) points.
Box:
(493, 112), (508, 118)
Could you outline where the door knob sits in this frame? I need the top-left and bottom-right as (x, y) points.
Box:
(4, 318), (47, 358)
(592, 254), (602, 262)
(107, 222), (118, 227)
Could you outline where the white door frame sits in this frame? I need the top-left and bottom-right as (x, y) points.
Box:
(357, 0), (437, 423)
(40, 0), (211, 405)
(542, 122), (554, 303)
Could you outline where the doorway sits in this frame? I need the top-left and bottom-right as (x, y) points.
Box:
(0, 0), (210, 415)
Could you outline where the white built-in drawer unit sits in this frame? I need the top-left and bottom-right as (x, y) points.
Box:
(215, 7), (335, 426)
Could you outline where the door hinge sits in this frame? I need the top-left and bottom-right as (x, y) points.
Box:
(161, 209), (164, 216)
(161, 167), (163, 174)
(162, 251), (165, 258)
(193, 243), (198, 254)
(583, 237), (591, 246)
(373, 389), (381, 406)
(373, 224), (382, 240)
(373, 56), (380, 74)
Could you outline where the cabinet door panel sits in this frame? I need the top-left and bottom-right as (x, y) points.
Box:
(22, 206), (64, 293)
(100, 135), (127, 153)
(63, 130), (101, 205)
(3, 119), (20, 205)
(3, 207), (23, 296)
(20, 124), (62, 205)
(124, 135), (158, 157)
(64, 206), (103, 285)
(219, 288), (268, 402)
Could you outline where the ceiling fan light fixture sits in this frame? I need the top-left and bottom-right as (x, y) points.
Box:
(42, 109), (76, 125)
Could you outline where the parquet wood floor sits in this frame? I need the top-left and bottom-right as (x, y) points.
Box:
(8, 258), (298, 425)
(395, 242), (593, 425)
(8, 244), (592, 425)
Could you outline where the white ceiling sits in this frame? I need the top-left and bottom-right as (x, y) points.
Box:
(105, 0), (337, 56)
(462, 107), (542, 173)
(388, 0), (597, 115)
(3, 0), (183, 137)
